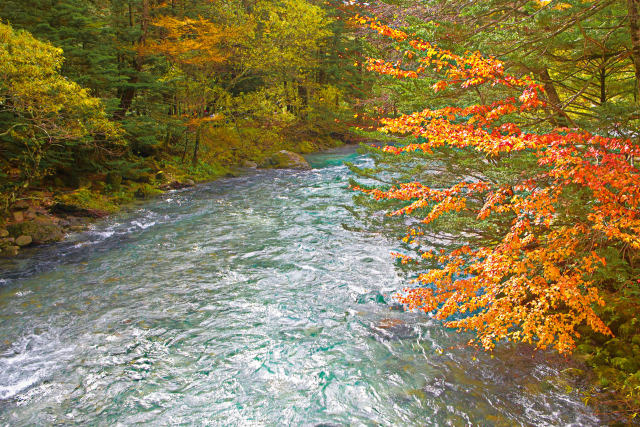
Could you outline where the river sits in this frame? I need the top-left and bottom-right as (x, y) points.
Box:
(0, 146), (601, 425)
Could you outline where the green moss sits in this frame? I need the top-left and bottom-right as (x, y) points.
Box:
(55, 188), (120, 214)
(159, 156), (228, 183)
(611, 357), (638, 373)
(296, 140), (316, 154)
(134, 183), (163, 199)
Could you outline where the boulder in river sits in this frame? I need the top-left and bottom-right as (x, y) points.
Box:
(262, 150), (311, 170)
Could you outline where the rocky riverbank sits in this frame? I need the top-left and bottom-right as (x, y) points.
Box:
(1, 150), (311, 258)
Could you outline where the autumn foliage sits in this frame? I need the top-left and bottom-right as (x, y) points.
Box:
(353, 16), (640, 354)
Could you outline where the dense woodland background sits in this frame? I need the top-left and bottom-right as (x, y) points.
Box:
(0, 0), (373, 213)
(2, 0), (640, 421)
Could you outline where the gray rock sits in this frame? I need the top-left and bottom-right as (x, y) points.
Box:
(15, 235), (32, 247)
(241, 160), (258, 169)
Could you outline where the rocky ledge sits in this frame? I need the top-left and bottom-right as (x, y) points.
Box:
(0, 202), (95, 257)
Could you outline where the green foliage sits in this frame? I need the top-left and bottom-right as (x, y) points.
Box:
(0, 22), (122, 211)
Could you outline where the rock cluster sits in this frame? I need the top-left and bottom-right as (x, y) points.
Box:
(1, 203), (70, 257)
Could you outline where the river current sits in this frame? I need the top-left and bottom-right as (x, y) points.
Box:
(0, 147), (601, 425)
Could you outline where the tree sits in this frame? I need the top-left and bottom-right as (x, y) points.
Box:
(0, 23), (122, 210)
(141, 14), (241, 164)
(352, 16), (640, 354)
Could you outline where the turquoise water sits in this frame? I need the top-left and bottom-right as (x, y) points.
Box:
(0, 147), (600, 425)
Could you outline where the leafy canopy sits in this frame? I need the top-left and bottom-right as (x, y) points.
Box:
(353, 16), (640, 354)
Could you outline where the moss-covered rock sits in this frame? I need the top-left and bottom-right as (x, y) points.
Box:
(123, 169), (153, 183)
(296, 140), (316, 154)
(261, 150), (311, 170)
(611, 357), (638, 373)
(605, 338), (628, 358)
(7, 219), (64, 244)
(53, 188), (118, 216)
(15, 235), (32, 247)
(241, 160), (258, 169)
(1, 245), (19, 257)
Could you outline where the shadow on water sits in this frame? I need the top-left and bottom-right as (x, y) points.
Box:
(0, 145), (602, 425)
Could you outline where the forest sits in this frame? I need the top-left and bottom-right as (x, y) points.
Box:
(0, 0), (365, 219)
(1, 0), (640, 423)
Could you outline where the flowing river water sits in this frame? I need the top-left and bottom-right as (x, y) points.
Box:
(0, 147), (602, 425)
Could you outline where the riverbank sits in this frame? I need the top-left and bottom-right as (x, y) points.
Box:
(0, 137), (348, 258)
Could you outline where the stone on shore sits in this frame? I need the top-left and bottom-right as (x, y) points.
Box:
(12, 211), (24, 223)
(8, 219), (64, 244)
(15, 235), (33, 247)
(262, 150), (310, 170)
(1, 246), (19, 257)
(241, 160), (258, 169)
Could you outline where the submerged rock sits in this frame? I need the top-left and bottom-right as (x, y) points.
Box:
(371, 318), (419, 341)
(422, 377), (447, 397)
(262, 150), (311, 170)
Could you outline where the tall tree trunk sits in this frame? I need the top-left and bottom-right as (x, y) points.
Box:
(538, 68), (570, 127)
(600, 67), (606, 105)
(192, 126), (201, 166)
(114, 78), (138, 120)
(297, 83), (308, 120)
(113, 0), (149, 121)
(628, 0), (640, 102)
(181, 131), (189, 163)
